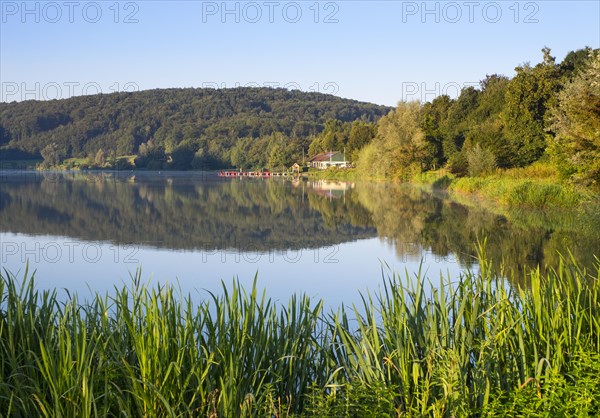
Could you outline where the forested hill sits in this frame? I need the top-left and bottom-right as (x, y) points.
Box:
(0, 87), (392, 168)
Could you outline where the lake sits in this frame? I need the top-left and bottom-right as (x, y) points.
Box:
(1, 170), (598, 309)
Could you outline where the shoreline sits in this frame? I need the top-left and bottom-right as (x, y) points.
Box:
(2, 163), (595, 210)
(305, 167), (594, 210)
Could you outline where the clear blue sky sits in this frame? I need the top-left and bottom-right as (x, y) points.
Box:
(1, 0), (598, 106)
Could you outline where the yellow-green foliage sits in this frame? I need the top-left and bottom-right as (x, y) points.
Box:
(414, 163), (587, 209)
(451, 175), (587, 208)
(357, 102), (430, 181)
(500, 161), (560, 180)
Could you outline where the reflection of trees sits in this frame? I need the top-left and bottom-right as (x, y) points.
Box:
(352, 183), (600, 285)
(0, 173), (376, 251)
(1, 173), (597, 286)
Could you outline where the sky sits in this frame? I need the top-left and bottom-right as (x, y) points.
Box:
(1, 0), (599, 106)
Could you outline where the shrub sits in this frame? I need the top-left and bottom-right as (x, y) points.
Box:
(466, 144), (497, 176)
(447, 152), (468, 176)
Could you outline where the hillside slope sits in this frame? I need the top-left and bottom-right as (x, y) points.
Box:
(0, 87), (392, 168)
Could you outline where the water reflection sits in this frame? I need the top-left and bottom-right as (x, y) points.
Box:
(1, 171), (598, 287)
(0, 171), (376, 251)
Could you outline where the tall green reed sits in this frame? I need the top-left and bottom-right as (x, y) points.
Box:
(321, 248), (600, 417)
(0, 271), (327, 417)
(1, 249), (599, 417)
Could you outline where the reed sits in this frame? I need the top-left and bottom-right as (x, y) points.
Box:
(319, 248), (600, 416)
(1, 249), (599, 417)
(450, 176), (587, 209)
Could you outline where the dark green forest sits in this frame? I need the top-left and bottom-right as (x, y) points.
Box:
(0, 87), (391, 170)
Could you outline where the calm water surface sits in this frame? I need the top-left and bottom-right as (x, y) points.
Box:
(1, 171), (598, 308)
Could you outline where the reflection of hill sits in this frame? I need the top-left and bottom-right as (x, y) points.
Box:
(0, 172), (377, 251)
(1, 172), (597, 285)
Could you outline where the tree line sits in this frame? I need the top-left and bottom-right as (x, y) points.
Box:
(1, 47), (597, 185)
(0, 87), (391, 170)
(348, 47), (598, 185)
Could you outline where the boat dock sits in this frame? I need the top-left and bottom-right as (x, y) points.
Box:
(218, 170), (295, 178)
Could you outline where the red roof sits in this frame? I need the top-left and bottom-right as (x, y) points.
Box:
(308, 152), (342, 162)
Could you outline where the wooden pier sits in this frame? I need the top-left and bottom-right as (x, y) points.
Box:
(218, 170), (294, 178)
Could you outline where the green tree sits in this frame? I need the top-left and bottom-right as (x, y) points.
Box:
(191, 148), (208, 170)
(94, 148), (106, 167)
(40, 142), (63, 167)
(474, 75), (510, 120)
(135, 140), (167, 169)
(266, 132), (293, 170)
(442, 87), (480, 160)
(421, 94), (452, 168)
(308, 119), (349, 156)
(548, 50), (600, 185)
(170, 141), (196, 170)
(116, 135), (135, 156)
(502, 47), (562, 166)
(559, 47), (594, 81)
(230, 137), (253, 169)
(465, 118), (512, 168)
(466, 143), (497, 176)
(358, 102), (429, 180)
(347, 121), (376, 162)
(267, 141), (286, 170)
(464, 75), (513, 167)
